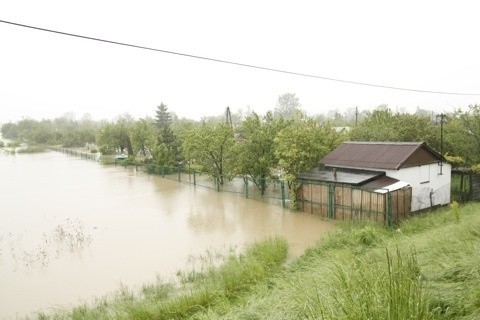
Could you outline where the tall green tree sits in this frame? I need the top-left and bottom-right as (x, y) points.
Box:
(274, 117), (335, 207)
(155, 102), (175, 145)
(235, 112), (288, 194)
(183, 123), (235, 184)
(153, 103), (182, 166)
(131, 118), (156, 157)
(447, 105), (480, 165)
(96, 116), (133, 156)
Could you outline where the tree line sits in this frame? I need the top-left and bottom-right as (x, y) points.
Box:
(2, 94), (480, 197)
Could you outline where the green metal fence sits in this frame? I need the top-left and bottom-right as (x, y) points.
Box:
(143, 163), (289, 208)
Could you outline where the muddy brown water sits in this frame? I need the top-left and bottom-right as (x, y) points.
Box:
(0, 151), (335, 319)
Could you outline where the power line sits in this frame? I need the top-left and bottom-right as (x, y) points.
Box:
(1, 18), (479, 97)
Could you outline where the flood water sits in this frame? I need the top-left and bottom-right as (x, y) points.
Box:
(0, 151), (335, 319)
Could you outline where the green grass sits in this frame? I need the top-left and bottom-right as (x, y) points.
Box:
(29, 203), (480, 319)
(194, 203), (480, 320)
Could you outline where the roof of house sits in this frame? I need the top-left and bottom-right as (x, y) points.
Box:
(299, 168), (384, 186)
(362, 176), (410, 193)
(298, 168), (411, 193)
(321, 141), (445, 170)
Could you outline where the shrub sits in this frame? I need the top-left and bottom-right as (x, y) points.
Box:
(450, 201), (461, 221)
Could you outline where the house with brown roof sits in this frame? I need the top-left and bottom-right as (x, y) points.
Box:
(298, 142), (450, 224)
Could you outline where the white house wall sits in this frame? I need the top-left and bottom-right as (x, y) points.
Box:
(384, 163), (451, 211)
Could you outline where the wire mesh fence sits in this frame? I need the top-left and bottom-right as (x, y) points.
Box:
(49, 148), (290, 208)
(143, 163), (289, 207)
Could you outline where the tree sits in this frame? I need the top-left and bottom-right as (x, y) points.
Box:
(1, 122), (19, 140)
(235, 112), (288, 194)
(274, 117), (333, 207)
(152, 102), (183, 166)
(182, 123), (235, 184)
(54, 115), (97, 148)
(350, 106), (437, 147)
(155, 102), (175, 145)
(155, 103), (172, 130)
(447, 105), (480, 165)
(96, 116), (133, 156)
(274, 93), (302, 119)
(131, 118), (156, 157)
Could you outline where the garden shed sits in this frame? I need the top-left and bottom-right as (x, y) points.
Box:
(298, 141), (451, 224)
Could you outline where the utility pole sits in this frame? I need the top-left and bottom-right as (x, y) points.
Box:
(436, 113), (446, 175)
(436, 113), (446, 155)
(355, 106), (359, 126)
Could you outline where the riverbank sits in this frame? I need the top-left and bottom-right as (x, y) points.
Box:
(30, 202), (480, 319)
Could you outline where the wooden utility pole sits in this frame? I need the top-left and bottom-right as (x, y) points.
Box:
(355, 106), (359, 126)
(437, 113), (446, 155)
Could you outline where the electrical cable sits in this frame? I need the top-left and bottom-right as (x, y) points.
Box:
(1, 19), (479, 97)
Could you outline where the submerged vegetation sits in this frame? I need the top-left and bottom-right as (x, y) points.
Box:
(3, 219), (93, 270)
(30, 203), (480, 319)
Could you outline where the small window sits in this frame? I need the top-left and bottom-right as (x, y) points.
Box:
(438, 162), (443, 175)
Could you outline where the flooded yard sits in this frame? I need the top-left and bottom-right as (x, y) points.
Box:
(0, 151), (334, 319)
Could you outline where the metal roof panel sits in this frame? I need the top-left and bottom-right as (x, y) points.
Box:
(321, 141), (443, 170)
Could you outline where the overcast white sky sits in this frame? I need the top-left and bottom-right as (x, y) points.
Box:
(0, 0), (479, 122)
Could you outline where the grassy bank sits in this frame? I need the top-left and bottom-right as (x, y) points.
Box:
(199, 203), (480, 320)
(32, 203), (480, 319)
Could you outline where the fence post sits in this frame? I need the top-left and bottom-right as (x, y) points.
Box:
(216, 175), (220, 192)
(385, 191), (393, 227)
(281, 181), (286, 208)
(386, 192), (393, 227)
(161, 166), (165, 178)
(178, 167), (181, 182)
(193, 170), (196, 186)
(328, 184), (335, 219)
(245, 176), (249, 199)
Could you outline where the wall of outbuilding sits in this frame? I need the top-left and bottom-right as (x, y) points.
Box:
(384, 162), (451, 211)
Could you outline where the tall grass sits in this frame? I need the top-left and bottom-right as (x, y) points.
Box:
(194, 203), (480, 320)
(296, 247), (431, 319)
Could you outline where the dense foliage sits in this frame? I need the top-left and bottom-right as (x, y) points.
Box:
(3, 98), (480, 196)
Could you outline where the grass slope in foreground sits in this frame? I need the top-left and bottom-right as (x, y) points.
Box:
(204, 203), (480, 320)
(34, 203), (480, 319)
